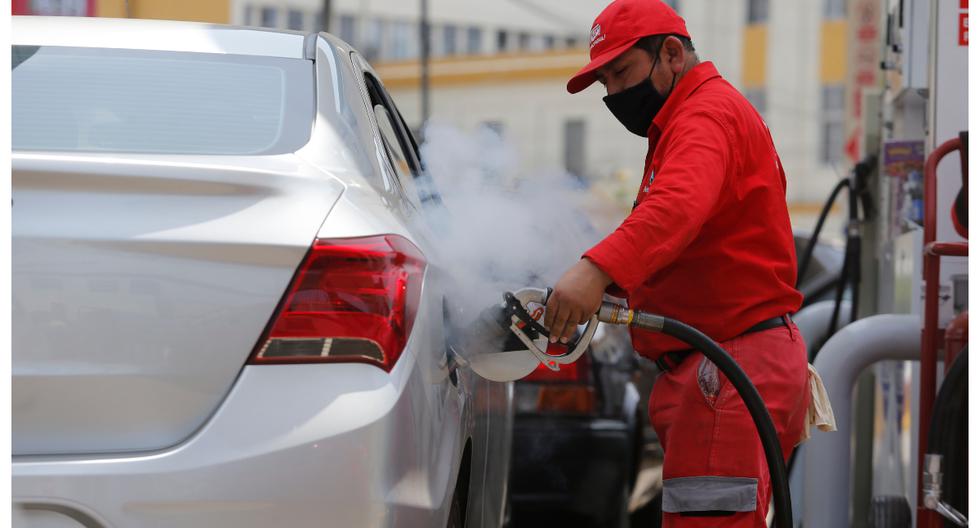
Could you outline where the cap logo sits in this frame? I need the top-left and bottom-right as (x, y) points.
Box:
(590, 24), (605, 48)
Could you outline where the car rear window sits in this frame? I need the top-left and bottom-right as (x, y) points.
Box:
(12, 45), (314, 155)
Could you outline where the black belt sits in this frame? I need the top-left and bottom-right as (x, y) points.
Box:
(653, 315), (792, 373)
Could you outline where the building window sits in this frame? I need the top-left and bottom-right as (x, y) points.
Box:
(287, 9), (304, 31)
(563, 119), (587, 181)
(260, 6), (278, 28)
(365, 18), (386, 61)
(339, 14), (357, 45)
(337, 15), (357, 46)
(517, 32), (531, 50)
(390, 20), (417, 60)
(747, 0), (768, 24)
(820, 84), (845, 164)
(496, 30), (509, 52)
(565, 36), (578, 48)
(743, 88), (767, 115)
(243, 5), (254, 25)
(823, 0), (846, 18)
(663, 0), (680, 12)
(481, 121), (505, 137)
(443, 25), (458, 55)
(543, 35), (556, 50)
(466, 27), (482, 54)
(17, 0), (88, 15)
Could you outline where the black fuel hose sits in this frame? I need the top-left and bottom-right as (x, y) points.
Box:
(823, 182), (862, 351)
(800, 156), (875, 354)
(602, 306), (792, 528)
(797, 155), (874, 285)
(925, 348), (968, 518)
(797, 177), (850, 282)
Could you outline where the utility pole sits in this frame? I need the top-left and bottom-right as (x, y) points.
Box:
(419, 0), (431, 131)
(320, 0), (332, 32)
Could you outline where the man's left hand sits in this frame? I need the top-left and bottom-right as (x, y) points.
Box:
(544, 259), (613, 344)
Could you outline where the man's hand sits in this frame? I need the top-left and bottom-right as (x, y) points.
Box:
(545, 259), (613, 344)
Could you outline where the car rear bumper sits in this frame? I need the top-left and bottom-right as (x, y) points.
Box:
(12, 360), (461, 528)
(509, 414), (634, 523)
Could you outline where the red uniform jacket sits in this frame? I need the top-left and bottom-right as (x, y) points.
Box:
(584, 62), (803, 357)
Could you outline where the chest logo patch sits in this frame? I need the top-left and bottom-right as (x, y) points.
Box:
(642, 169), (655, 193)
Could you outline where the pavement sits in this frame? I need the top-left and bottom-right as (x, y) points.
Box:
(628, 439), (664, 527)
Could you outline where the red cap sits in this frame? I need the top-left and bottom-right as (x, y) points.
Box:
(567, 0), (689, 94)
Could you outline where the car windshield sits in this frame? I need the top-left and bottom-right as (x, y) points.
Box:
(11, 45), (314, 155)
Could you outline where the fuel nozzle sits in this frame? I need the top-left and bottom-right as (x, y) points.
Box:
(459, 287), (598, 382)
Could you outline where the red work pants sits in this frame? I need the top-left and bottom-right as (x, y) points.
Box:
(649, 320), (810, 527)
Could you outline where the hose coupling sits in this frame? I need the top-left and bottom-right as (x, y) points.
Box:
(597, 303), (665, 331)
(923, 454), (969, 526)
(598, 303), (633, 325)
(922, 454), (944, 511)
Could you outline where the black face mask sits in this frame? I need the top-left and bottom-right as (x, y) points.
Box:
(602, 49), (677, 138)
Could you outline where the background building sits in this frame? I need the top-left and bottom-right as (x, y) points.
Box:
(13, 0), (229, 22)
(17, 0), (854, 236)
(229, 0), (851, 234)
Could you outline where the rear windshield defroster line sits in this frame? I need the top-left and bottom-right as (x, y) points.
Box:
(12, 45), (315, 155)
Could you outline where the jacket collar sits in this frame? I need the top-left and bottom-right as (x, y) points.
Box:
(646, 61), (722, 141)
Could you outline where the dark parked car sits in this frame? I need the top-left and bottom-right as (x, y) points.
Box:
(794, 230), (845, 305)
(508, 322), (642, 527)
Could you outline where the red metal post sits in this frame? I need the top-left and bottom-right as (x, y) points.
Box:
(944, 312), (968, 371)
(916, 137), (963, 528)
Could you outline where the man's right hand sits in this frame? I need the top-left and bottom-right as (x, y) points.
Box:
(544, 258), (613, 344)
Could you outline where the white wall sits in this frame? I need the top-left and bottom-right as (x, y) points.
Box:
(766, 0), (840, 205)
(387, 77), (649, 187)
(679, 0), (745, 84)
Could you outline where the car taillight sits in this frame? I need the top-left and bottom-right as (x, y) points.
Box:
(249, 235), (426, 371)
(536, 385), (595, 413)
(516, 343), (595, 414)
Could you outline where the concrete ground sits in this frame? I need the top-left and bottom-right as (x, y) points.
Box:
(628, 433), (664, 528)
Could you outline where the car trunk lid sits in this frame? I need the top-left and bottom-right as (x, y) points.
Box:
(12, 154), (344, 455)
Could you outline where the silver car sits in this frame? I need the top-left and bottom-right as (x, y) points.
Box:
(12, 16), (512, 528)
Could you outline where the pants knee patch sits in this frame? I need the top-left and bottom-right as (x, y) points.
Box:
(662, 476), (758, 514)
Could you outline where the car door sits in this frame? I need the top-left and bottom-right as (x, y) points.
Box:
(347, 50), (469, 520)
(351, 52), (513, 527)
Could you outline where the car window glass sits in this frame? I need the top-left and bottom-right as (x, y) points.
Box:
(11, 45), (314, 155)
(383, 100), (446, 209)
(362, 74), (423, 208)
(373, 104), (420, 205)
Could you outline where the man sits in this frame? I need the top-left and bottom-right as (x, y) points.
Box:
(543, 1), (810, 526)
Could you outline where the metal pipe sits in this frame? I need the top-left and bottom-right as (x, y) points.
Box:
(784, 298), (853, 515)
(419, 0), (431, 127)
(320, 0), (332, 33)
(803, 314), (920, 528)
(793, 299), (852, 354)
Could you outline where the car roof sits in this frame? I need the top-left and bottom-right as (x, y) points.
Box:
(12, 16), (308, 59)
